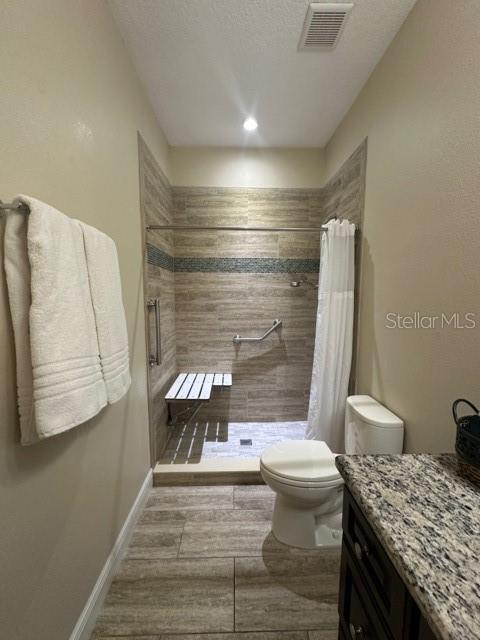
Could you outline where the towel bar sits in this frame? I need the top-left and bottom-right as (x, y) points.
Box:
(0, 200), (29, 215)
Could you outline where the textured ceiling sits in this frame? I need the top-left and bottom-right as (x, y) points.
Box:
(109, 0), (416, 147)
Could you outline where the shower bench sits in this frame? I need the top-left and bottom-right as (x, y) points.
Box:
(165, 372), (232, 425)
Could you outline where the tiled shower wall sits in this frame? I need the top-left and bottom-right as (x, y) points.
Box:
(172, 188), (324, 422)
(141, 138), (366, 452)
(323, 140), (367, 221)
(323, 139), (367, 390)
(138, 136), (176, 460)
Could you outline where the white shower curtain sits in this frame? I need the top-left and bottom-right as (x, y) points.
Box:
(306, 219), (355, 452)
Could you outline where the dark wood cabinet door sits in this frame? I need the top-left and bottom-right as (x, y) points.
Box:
(342, 489), (407, 640)
(339, 539), (392, 639)
(339, 624), (348, 640)
(339, 488), (437, 640)
(417, 615), (437, 640)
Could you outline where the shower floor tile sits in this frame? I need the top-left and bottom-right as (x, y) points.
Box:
(158, 421), (307, 464)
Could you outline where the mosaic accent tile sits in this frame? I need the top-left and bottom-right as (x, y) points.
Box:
(174, 257), (320, 273)
(146, 251), (320, 274)
(146, 243), (175, 271)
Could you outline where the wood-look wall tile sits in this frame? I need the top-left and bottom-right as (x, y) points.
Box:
(174, 231), (218, 257)
(246, 189), (314, 229)
(246, 388), (308, 422)
(277, 231), (321, 259)
(173, 268), (317, 421)
(139, 136), (173, 227)
(213, 231), (279, 258)
(173, 188), (248, 227)
(148, 228), (174, 255)
(139, 136), (177, 462)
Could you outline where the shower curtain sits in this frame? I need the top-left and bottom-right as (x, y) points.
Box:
(306, 218), (355, 452)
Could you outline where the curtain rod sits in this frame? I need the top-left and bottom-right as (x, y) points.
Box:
(1, 203), (352, 233)
(146, 215), (344, 232)
(146, 224), (332, 232)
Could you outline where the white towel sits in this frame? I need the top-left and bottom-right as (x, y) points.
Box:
(79, 222), (131, 403)
(4, 195), (108, 444)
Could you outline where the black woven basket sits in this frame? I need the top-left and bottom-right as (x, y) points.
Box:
(453, 399), (480, 481)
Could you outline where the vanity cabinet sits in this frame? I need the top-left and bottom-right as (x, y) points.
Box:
(338, 488), (437, 640)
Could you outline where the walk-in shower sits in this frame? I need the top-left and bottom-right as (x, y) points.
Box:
(138, 135), (366, 470)
(148, 217), (323, 466)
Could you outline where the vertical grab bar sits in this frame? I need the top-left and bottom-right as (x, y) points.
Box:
(147, 298), (161, 366)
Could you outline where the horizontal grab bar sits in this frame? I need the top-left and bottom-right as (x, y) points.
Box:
(233, 319), (282, 344)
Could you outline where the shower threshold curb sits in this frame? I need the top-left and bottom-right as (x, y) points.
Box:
(153, 457), (263, 486)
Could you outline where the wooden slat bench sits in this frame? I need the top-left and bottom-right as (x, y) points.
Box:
(165, 372), (232, 425)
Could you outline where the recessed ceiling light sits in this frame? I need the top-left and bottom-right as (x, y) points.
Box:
(243, 117), (258, 132)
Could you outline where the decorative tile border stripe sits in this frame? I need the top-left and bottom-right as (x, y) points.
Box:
(147, 244), (174, 271)
(174, 257), (320, 273)
(147, 245), (319, 273)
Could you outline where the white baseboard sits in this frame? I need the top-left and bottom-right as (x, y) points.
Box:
(69, 468), (153, 640)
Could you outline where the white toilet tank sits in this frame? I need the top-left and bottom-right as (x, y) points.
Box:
(345, 395), (404, 454)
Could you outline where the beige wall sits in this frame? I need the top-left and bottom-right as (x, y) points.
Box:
(170, 146), (325, 188)
(0, 1), (169, 639)
(325, 0), (480, 453)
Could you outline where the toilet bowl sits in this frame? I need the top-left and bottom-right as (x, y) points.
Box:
(260, 440), (344, 549)
(261, 396), (404, 550)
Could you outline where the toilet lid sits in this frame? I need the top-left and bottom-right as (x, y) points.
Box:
(261, 440), (340, 483)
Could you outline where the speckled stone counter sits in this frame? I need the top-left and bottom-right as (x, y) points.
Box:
(335, 454), (480, 640)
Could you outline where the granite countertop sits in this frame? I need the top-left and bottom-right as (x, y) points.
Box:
(335, 454), (480, 640)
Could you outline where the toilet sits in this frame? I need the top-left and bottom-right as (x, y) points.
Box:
(260, 395), (404, 549)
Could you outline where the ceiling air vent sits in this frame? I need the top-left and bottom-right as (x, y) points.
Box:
(299, 2), (354, 50)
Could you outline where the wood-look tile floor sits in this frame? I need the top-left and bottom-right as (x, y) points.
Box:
(92, 485), (340, 640)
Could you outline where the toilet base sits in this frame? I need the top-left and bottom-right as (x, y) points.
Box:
(271, 494), (343, 549)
